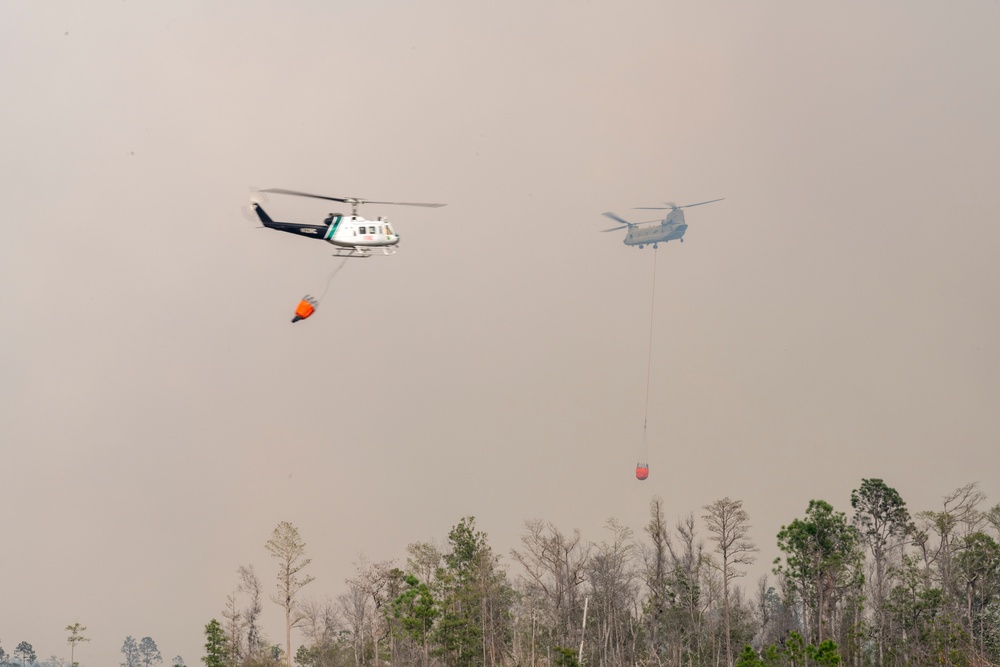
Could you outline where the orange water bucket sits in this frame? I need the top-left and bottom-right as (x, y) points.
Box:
(291, 296), (317, 323)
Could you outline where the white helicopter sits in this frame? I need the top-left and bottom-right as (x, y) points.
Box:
(601, 198), (724, 249)
(250, 187), (446, 257)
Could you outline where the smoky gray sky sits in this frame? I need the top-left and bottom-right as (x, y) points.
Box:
(2, 2), (999, 665)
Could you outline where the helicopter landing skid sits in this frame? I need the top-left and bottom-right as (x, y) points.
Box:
(331, 246), (397, 258)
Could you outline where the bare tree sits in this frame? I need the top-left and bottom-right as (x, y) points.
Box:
(668, 513), (708, 665)
(406, 542), (442, 585)
(298, 597), (341, 666)
(510, 520), (591, 650)
(986, 503), (1000, 541)
(915, 482), (987, 608)
(338, 582), (371, 666)
(266, 521), (315, 667)
(702, 498), (757, 667)
(342, 557), (399, 666)
(239, 565), (266, 662)
(222, 590), (245, 667)
(586, 518), (639, 667)
(642, 496), (671, 662)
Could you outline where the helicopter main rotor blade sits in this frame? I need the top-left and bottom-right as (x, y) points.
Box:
(677, 197), (725, 209)
(258, 188), (353, 204)
(602, 211), (632, 227)
(601, 225), (628, 232)
(634, 198), (724, 210)
(258, 188), (445, 208)
(364, 200), (447, 208)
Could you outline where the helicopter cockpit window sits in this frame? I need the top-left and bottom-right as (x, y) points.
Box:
(386, 224), (395, 236)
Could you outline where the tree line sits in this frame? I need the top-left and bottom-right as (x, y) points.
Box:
(204, 480), (1000, 667)
(0, 626), (183, 667)
(0, 625), (89, 667)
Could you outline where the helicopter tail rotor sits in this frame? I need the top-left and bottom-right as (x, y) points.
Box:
(243, 188), (269, 223)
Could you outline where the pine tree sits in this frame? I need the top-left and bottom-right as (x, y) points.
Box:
(202, 620), (229, 667)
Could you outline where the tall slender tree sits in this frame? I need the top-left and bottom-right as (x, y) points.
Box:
(666, 513), (708, 666)
(642, 497), (671, 661)
(850, 478), (911, 665)
(239, 565), (266, 662)
(266, 521), (315, 667)
(65, 624), (89, 667)
(221, 590), (244, 667)
(703, 498), (758, 667)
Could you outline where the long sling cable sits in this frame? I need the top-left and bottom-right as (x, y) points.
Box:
(639, 246), (658, 468)
(318, 258), (349, 301)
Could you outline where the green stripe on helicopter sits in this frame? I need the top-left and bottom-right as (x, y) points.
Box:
(325, 215), (342, 240)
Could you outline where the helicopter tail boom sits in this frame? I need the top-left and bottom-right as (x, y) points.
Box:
(252, 202), (328, 240)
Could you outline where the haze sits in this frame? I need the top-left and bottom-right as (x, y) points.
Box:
(2, 2), (998, 666)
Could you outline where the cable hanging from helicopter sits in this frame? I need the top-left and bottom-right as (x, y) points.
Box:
(289, 257), (349, 323)
(635, 246), (658, 481)
(246, 187), (445, 322)
(600, 198), (723, 479)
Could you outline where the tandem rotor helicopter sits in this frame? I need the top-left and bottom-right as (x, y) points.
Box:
(249, 187), (446, 257)
(601, 198), (724, 249)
